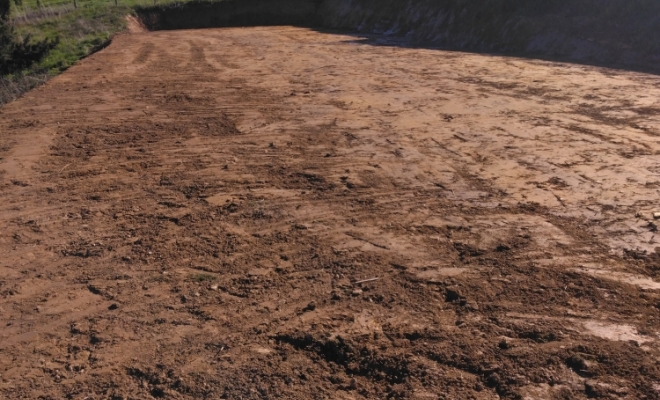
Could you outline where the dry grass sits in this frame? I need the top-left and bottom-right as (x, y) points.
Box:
(0, 71), (49, 106)
(11, 4), (75, 26)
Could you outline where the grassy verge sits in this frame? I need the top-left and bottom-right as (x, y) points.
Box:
(1, 0), (185, 106)
(14, 7), (128, 74)
(1, 4), (129, 106)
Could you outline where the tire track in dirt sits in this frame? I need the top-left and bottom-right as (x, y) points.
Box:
(0, 27), (660, 399)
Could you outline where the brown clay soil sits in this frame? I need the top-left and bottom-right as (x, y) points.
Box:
(1, 26), (660, 400)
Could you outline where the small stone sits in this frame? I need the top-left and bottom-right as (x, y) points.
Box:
(210, 284), (219, 291)
(194, 292), (201, 297)
(303, 302), (316, 312)
(653, 212), (660, 220)
(108, 303), (118, 310)
(351, 288), (363, 296)
(331, 292), (341, 301)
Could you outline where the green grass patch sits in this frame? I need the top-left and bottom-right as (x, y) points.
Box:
(15, 7), (126, 72)
(11, 0), (153, 74)
(1, 0), (191, 105)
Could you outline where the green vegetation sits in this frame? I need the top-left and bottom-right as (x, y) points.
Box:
(13, 6), (126, 73)
(1, 24), (58, 75)
(2, 0), (57, 75)
(1, 0), (189, 105)
(10, 0), (160, 73)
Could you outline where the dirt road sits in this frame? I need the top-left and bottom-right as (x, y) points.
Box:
(1, 26), (660, 399)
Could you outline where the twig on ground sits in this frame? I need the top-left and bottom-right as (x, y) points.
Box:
(354, 277), (380, 285)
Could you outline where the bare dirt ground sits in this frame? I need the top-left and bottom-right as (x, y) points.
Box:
(1, 26), (660, 399)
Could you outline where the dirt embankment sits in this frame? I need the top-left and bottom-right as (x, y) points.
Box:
(136, 0), (660, 72)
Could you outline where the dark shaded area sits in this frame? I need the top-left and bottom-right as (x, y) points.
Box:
(320, 0), (660, 74)
(0, 0), (9, 20)
(135, 0), (660, 74)
(136, 0), (322, 31)
(275, 332), (412, 385)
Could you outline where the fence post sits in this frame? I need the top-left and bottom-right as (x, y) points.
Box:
(36, 0), (41, 9)
(73, 0), (77, 8)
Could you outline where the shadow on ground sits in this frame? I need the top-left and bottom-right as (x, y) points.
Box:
(135, 0), (660, 75)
